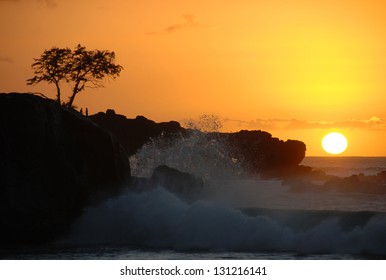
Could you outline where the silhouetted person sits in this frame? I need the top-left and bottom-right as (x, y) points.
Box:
(80, 108), (83, 115)
(86, 108), (88, 117)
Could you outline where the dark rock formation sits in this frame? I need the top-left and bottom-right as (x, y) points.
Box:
(0, 93), (131, 244)
(151, 165), (203, 202)
(128, 176), (156, 192)
(90, 110), (184, 156)
(90, 111), (307, 178)
(221, 130), (306, 177)
(127, 165), (204, 202)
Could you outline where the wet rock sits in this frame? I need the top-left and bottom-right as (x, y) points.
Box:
(151, 165), (203, 202)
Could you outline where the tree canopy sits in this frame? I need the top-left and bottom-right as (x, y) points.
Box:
(27, 44), (123, 108)
(26, 47), (72, 104)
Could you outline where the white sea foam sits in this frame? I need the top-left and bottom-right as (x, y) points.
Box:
(62, 186), (386, 255)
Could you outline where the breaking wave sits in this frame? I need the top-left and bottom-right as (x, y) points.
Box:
(57, 133), (386, 257)
(61, 187), (386, 256)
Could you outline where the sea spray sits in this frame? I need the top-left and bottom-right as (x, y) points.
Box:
(129, 130), (243, 179)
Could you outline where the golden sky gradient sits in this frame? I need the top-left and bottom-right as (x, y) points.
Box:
(1, 0), (386, 156)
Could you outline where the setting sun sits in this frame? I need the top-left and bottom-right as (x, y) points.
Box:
(321, 132), (348, 155)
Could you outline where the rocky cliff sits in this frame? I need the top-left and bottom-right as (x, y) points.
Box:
(0, 93), (131, 244)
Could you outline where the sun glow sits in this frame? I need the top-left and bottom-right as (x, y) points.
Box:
(322, 132), (348, 155)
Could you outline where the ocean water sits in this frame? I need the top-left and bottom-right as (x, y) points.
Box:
(302, 156), (386, 177)
(3, 143), (386, 260)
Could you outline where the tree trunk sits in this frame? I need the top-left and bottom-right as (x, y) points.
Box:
(67, 79), (82, 108)
(67, 91), (77, 108)
(55, 82), (61, 104)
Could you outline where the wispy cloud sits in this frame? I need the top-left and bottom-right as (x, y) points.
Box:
(224, 116), (386, 131)
(165, 14), (202, 33)
(37, 0), (57, 9)
(149, 14), (203, 35)
(0, 56), (13, 63)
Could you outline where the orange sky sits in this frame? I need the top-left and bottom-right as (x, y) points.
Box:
(1, 0), (386, 156)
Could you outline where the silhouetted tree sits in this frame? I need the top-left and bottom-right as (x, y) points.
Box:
(66, 44), (123, 108)
(27, 44), (123, 108)
(27, 47), (72, 104)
